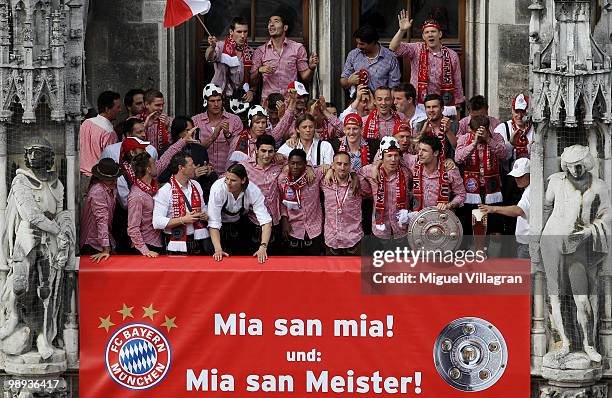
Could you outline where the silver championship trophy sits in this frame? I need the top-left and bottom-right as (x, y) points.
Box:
(434, 317), (508, 392)
(407, 207), (463, 252)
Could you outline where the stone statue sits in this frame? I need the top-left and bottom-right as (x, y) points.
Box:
(540, 145), (611, 372)
(0, 137), (74, 370)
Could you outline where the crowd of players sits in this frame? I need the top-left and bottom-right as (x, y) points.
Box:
(79, 11), (533, 263)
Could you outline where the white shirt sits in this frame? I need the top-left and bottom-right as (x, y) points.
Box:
(494, 120), (534, 164)
(408, 106), (428, 133)
(99, 142), (158, 209)
(152, 179), (210, 238)
(277, 138), (334, 167)
(515, 185), (530, 244)
(207, 178), (272, 229)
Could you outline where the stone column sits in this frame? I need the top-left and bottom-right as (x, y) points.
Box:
(530, 121), (547, 376)
(0, 122), (8, 293)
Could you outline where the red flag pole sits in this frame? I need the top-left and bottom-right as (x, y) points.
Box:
(195, 14), (212, 36)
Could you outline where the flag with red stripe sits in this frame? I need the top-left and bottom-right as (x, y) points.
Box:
(163, 0), (211, 28)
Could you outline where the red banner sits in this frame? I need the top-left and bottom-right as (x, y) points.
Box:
(80, 256), (530, 397)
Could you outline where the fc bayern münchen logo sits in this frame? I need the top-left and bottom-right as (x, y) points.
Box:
(105, 323), (172, 390)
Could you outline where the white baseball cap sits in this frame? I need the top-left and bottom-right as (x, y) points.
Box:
(287, 81), (309, 96)
(508, 157), (530, 177)
(512, 94), (529, 111)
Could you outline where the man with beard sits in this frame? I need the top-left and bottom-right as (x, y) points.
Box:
(278, 149), (324, 255)
(0, 137), (74, 360)
(241, 134), (285, 254)
(340, 25), (400, 95)
(192, 83), (244, 176)
(115, 88), (145, 138)
(251, 13), (319, 103)
(390, 12), (464, 109)
(206, 17), (255, 102)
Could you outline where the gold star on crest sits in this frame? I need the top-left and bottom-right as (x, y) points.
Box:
(98, 315), (115, 332)
(160, 315), (177, 333)
(117, 304), (134, 320)
(142, 304), (159, 320)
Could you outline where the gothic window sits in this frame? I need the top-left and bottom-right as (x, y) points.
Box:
(351, 0), (466, 84)
(353, 0), (463, 42)
(196, 1), (310, 111)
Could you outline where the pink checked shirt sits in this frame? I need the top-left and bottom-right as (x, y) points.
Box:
(278, 169), (324, 240)
(144, 114), (174, 153)
(317, 115), (344, 140)
(404, 155), (466, 209)
(127, 184), (163, 255)
(192, 110), (244, 175)
(455, 132), (509, 166)
(252, 38), (310, 101)
(320, 175), (371, 249)
(456, 115), (501, 137)
(227, 109), (296, 168)
(394, 42), (465, 105)
(242, 158), (284, 226)
(360, 164), (412, 239)
(79, 115), (118, 175)
(80, 182), (116, 251)
(365, 110), (406, 137)
(209, 40), (249, 97)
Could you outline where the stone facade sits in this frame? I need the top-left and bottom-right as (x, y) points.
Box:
(84, 0), (534, 122)
(0, 0), (83, 396)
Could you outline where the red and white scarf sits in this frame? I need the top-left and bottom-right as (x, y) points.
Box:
(167, 176), (207, 253)
(122, 161), (158, 196)
(234, 128), (255, 157)
(222, 37), (253, 84)
(417, 43), (455, 104)
(363, 110), (401, 139)
(512, 120), (531, 160)
(339, 138), (369, 168)
(463, 134), (503, 204)
(140, 111), (169, 150)
(411, 160), (450, 211)
(374, 165), (407, 231)
(281, 172), (308, 210)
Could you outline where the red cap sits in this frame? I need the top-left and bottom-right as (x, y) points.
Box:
(344, 113), (363, 127)
(287, 81), (309, 96)
(393, 121), (412, 136)
(421, 19), (441, 31)
(120, 137), (149, 160)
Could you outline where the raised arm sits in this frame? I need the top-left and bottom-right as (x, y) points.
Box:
(389, 10), (413, 52)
